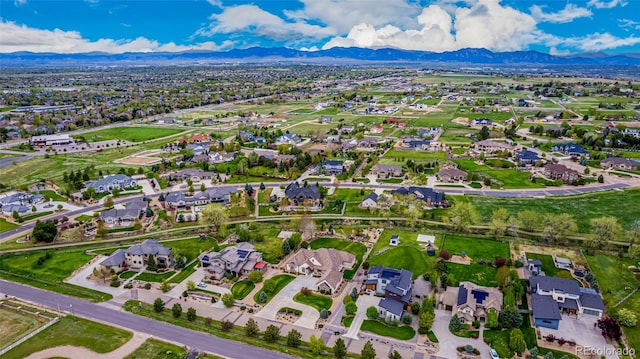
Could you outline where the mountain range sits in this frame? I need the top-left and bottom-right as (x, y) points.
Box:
(1, 47), (639, 67)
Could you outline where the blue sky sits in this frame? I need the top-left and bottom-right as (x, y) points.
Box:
(1, 0), (639, 54)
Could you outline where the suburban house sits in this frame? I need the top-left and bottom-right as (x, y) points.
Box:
(100, 238), (174, 272)
(551, 143), (590, 158)
(623, 128), (640, 138)
(239, 131), (255, 142)
(176, 133), (212, 144)
(387, 119), (406, 128)
(359, 192), (379, 209)
(472, 118), (493, 126)
(530, 276), (605, 329)
(201, 242), (265, 279)
(365, 266), (413, 321)
(544, 164), (580, 183)
(30, 134), (75, 147)
(517, 150), (541, 166)
(358, 137), (382, 148)
(100, 199), (147, 227)
(0, 192), (45, 208)
(600, 157), (639, 170)
(404, 139), (431, 150)
(163, 169), (216, 182)
(391, 187), (447, 207)
(87, 174), (137, 194)
(1, 204), (29, 216)
(438, 282), (503, 324)
(371, 164), (403, 178)
(527, 259), (542, 275)
(320, 116), (333, 124)
(370, 124), (384, 134)
(284, 248), (356, 294)
(319, 160), (345, 175)
(437, 167), (468, 182)
(284, 182), (321, 207)
(276, 133), (302, 145)
(164, 187), (236, 209)
(474, 139), (515, 153)
(340, 125), (355, 134)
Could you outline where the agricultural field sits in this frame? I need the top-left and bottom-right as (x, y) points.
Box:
(78, 127), (185, 143)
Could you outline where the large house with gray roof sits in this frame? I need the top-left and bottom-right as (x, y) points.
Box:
(391, 187), (447, 207)
(99, 238), (174, 272)
(165, 187), (236, 209)
(100, 199), (147, 227)
(366, 266), (413, 321)
(284, 182), (321, 207)
(87, 174), (136, 194)
(530, 276), (605, 330)
(438, 282), (503, 324)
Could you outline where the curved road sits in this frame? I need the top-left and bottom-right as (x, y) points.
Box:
(0, 280), (293, 359)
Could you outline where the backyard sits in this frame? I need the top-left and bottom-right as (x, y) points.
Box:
(525, 253), (567, 277)
(367, 229), (438, 278)
(441, 234), (510, 261)
(447, 262), (498, 287)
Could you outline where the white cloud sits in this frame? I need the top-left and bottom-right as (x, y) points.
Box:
(197, 4), (334, 42)
(619, 18), (640, 31)
(541, 31), (640, 52)
(530, 4), (592, 23)
(14, 0), (27, 6)
(323, 0), (537, 52)
(0, 20), (234, 53)
(587, 0), (628, 9)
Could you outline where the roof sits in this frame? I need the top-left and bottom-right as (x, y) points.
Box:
(284, 182), (321, 200)
(322, 160), (344, 167)
(517, 150), (540, 160)
(89, 174), (134, 190)
(580, 292), (605, 310)
(125, 239), (172, 256)
(601, 157), (639, 167)
(531, 293), (562, 320)
(527, 259), (542, 266)
(555, 257), (571, 264)
(372, 164), (402, 173)
(100, 249), (126, 267)
(369, 266), (413, 301)
(362, 192), (378, 203)
(544, 163), (579, 176)
(438, 167), (467, 178)
(530, 276), (581, 296)
(391, 186), (445, 203)
(379, 298), (404, 317)
(552, 143), (588, 154)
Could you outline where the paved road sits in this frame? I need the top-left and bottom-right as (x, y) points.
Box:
(0, 280), (294, 359)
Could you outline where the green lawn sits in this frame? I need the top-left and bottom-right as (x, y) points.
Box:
(79, 127), (184, 143)
(4, 316), (132, 359)
(460, 188), (640, 233)
(447, 263), (498, 287)
(0, 249), (111, 302)
(293, 292), (333, 312)
(22, 211), (54, 221)
(136, 271), (176, 282)
(124, 338), (188, 359)
(166, 237), (215, 262)
(360, 320), (416, 340)
(384, 150), (446, 161)
(442, 234), (509, 261)
(39, 190), (67, 201)
(252, 228), (287, 264)
(483, 329), (513, 358)
(368, 230), (437, 278)
(310, 237), (367, 280)
(119, 271), (137, 279)
(525, 253), (565, 277)
(254, 274), (295, 304)
(456, 159), (543, 189)
(231, 280), (255, 300)
(168, 260), (198, 284)
(0, 217), (19, 232)
(74, 214), (94, 222)
(0, 306), (47, 349)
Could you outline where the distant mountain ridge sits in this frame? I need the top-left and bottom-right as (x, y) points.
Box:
(1, 47), (639, 66)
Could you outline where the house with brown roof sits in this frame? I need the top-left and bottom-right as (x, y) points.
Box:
(438, 281), (503, 324)
(438, 166), (468, 182)
(544, 163), (580, 182)
(371, 164), (403, 178)
(283, 248), (356, 294)
(600, 157), (639, 170)
(474, 139), (515, 154)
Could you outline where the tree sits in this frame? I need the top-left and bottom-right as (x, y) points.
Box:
(200, 183), (206, 192)
(350, 287), (359, 301)
(281, 240), (291, 255)
(258, 291), (268, 303)
(221, 320), (233, 331)
(245, 318), (260, 337)
(186, 280), (196, 291)
(221, 293), (234, 307)
(186, 307), (197, 321)
(260, 182), (266, 191)
(496, 265), (511, 288)
(96, 221), (107, 239)
(160, 279), (171, 292)
(388, 350), (402, 359)
(449, 314), (462, 332)
(32, 220), (58, 243)
(629, 219), (640, 248)
(499, 308), (523, 328)
(489, 207), (510, 236)
(345, 302), (358, 315)
(147, 254), (157, 271)
(153, 298), (164, 313)
(333, 337), (347, 358)
(445, 202), (479, 232)
(403, 199), (422, 228)
(590, 216), (621, 249)
(104, 195), (114, 208)
(133, 218), (142, 231)
(366, 306), (379, 319)
(509, 328), (527, 356)
(309, 335), (325, 355)
(320, 308), (329, 319)
(518, 209), (541, 232)
(263, 324), (280, 343)
(543, 213), (577, 243)
(199, 203), (229, 232)
(248, 270), (264, 283)
(478, 125), (490, 140)
(419, 297), (435, 333)
(598, 317), (623, 340)
(171, 303), (182, 318)
(361, 341), (376, 359)
(529, 346), (539, 359)
(286, 328), (302, 347)
(543, 352), (555, 359)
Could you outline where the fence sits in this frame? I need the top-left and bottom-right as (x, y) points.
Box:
(0, 316), (59, 356)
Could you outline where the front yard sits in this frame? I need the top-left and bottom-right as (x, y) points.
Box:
(253, 274), (295, 304)
(231, 280), (255, 300)
(293, 292), (333, 312)
(360, 320), (416, 340)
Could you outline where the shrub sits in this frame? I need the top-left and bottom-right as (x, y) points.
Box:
(366, 306), (379, 319)
(411, 301), (420, 314)
(153, 298), (165, 313)
(514, 260), (524, 268)
(494, 257), (507, 267)
(320, 308), (329, 319)
(221, 320), (234, 331)
(204, 317), (212, 326)
(439, 250), (452, 260)
(186, 307), (197, 321)
(221, 293), (234, 307)
(402, 315), (412, 325)
(144, 283), (151, 290)
(172, 303), (182, 318)
(258, 291), (267, 303)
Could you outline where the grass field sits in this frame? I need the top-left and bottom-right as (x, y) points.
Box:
(4, 316), (132, 359)
(456, 159), (543, 189)
(79, 127), (184, 143)
(293, 292), (333, 312)
(525, 253), (566, 277)
(0, 249), (111, 302)
(0, 217), (19, 232)
(254, 274), (295, 304)
(367, 230), (439, 278)
(360, 320), (416, 340)
(38, 190), (66, 202)
(441, 234), (509, 261)
(447, 263), (498, 287)
(0, 306), (47, 349)
(124, 338), (188, 359)
(136, 271), (176, 282)
(231, 280), (255, 300)
(309, 237), (367, 280)
(460, 188), (640, 233)
(383, 150), (446, 161)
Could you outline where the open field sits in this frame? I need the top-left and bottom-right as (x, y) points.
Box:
(383, 150), (446, 161)
(79, 127), (184, 143)
(4, 316), (132, 359)
(124, 338), (188, 359)
(441, 234), (509, 261)
(309, 237), (367, 280)
(0, 306), (48, 349)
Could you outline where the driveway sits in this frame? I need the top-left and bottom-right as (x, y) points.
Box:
(65, 256), (128, 297)
(254, 275), (320, 329)
(431, 309), (491, 359)
(167, 267), (230, 308)
(538, 314), (619, 359)
(343, 294), (381, 340)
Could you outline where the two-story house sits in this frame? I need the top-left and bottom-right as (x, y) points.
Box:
(365, 266), (413, 321)
(319, 160), (345, 175)
(100, 238), (174, 272)
(87, 174), (137, 194)
(284, 248), (355, 294)
(201, 242), (265, 279)
(439, 282), (503, 324)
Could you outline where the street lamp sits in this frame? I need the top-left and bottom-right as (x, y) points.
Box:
(70, 303), (74, 316)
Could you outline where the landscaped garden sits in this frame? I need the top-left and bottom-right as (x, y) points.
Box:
(4, 316), (132, 359)
(360, 320), (416, 340)
(293, 291), (333, 312)
(231, 280), (255, 300)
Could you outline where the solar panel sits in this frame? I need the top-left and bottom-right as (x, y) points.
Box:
(237, 250), (249, 259)
(471, 290), (489, 304)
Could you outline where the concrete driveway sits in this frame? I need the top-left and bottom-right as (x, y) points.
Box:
(343, 294), (381, 340)
(65, 256), (128, 297)
(538, 314), (619, 359)
(255, 275), (320, 329)
(431, 309), (491, 359)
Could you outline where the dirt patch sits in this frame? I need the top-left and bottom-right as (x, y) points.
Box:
(452, 117), (470, 126)
(512, 243), (587, 266)
(449, 255), (472, 265)
(23, 332), (149, 359)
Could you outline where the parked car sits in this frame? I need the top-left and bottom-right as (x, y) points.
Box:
(490, 349), (500, 359)
(197, 282), (207, 288)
